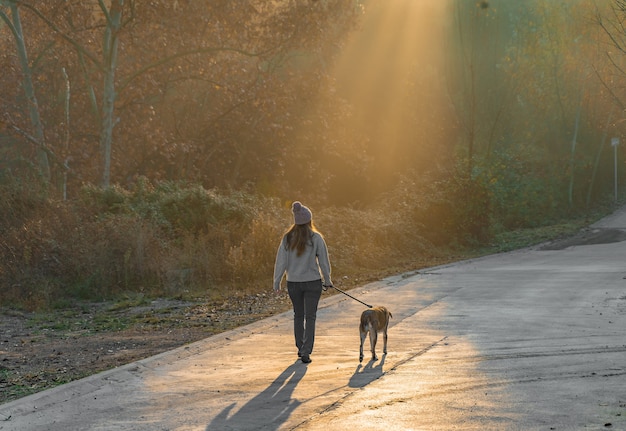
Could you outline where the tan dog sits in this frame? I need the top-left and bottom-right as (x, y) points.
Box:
(359, 306), (392, 362)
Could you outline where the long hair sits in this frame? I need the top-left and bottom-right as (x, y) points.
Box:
(285, 222), (318, 256)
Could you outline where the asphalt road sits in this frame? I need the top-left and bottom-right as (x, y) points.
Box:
(2, 208), (626, 430)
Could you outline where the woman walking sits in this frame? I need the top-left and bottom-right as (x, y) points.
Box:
(273, 201), (333, 363)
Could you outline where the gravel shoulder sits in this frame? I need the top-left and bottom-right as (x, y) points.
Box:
(0, 293), (291, 404)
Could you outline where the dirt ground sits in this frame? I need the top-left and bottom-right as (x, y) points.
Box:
(0, 292), (292, 404)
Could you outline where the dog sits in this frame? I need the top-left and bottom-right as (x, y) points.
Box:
(359, 306), (392, 362)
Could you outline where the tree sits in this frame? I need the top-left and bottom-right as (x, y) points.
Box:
(0, 0), (50, 181)
(445, 1), (504, 178)
(0, 0), (363, 195)
(99, 0), (122, 188)
(442, 0), (623, 225)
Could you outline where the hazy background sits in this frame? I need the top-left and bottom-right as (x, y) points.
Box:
(1, 0), (626, 307)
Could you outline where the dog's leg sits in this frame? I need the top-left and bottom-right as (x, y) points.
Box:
(383, 316), (389, 355)
(359, 329), (366, 362)
(370, 326), (378, 361)
(382, 328), (388, 355)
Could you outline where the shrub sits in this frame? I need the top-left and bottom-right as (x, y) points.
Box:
(381, 167), (492, 247)
(0, 172), (610, 311)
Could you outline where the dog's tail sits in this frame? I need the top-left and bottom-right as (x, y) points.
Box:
(359, 313), (372, 333)
(359, 320), (367, 333)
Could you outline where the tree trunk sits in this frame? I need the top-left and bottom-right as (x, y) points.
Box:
(586, 107), (615, 207)
(2, 2), (50, 181)
(99, 0), (123, 188)
(568, 96), (583, 207)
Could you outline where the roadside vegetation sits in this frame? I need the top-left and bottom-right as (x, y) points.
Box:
(0, 174), (617, 312)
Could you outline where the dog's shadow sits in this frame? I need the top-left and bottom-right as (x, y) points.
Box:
(348, 354), (386, 388)
(206, 361), (307, 431)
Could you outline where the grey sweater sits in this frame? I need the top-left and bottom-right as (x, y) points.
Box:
(273, 231), (332, 291)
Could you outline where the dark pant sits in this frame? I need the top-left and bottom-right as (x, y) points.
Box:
(287, 279), (323, 356)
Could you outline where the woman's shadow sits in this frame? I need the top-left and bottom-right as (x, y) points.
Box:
(206, 361), (307, 431)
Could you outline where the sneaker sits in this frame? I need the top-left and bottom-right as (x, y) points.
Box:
(301, 355), (312, 363)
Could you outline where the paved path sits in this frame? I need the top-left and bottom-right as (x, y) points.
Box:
(2, 208), (626, 430)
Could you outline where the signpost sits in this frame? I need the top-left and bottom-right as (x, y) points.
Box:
(612, 137), (620, 202)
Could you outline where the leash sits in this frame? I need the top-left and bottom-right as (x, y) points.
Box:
(330, 285), (373, 308)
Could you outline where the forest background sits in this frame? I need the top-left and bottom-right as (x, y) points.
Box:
(2, 0), (626, 311)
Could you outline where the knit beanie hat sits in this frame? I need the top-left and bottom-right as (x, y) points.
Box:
(292, 201), (312, 225)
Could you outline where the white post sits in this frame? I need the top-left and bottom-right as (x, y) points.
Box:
(612, 138), (620, 202)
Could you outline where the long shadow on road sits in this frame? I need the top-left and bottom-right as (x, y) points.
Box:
(206, 361), (307, 431)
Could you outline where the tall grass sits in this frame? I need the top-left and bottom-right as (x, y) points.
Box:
(0, 175), (615, 311)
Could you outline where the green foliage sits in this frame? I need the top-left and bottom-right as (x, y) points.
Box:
(486, 221), (588, 254)
(79, 178), (258, 233)
(79, 184), (129, 215)
(158, 185), (257, 232)
(0, 368), (43, 400)
(440, 172), (492, 245)
(382, 165), (492, 247)
(475, 148), (575, 229)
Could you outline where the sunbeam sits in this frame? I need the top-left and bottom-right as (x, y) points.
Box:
(329, 0), (452, 196)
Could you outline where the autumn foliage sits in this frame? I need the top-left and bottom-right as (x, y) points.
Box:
(2, 1), (626, 309)
(0, 0), (364, 196)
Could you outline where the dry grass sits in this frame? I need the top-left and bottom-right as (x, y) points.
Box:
(0, 178), (612, 311)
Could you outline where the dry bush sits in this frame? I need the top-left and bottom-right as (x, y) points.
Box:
(0, 178), (472, 311)
(226, 215), (284, 290)
(158, 227), (231, 296)
(316, 205), (434, 284)
(1, 180), (270, 308)
(0, 196), (166, 309)
(60, 215), (165, 298)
